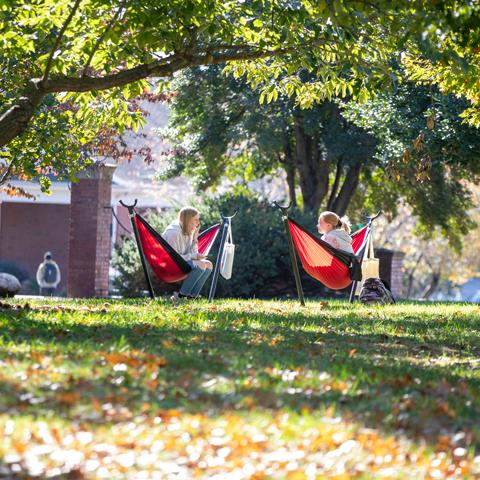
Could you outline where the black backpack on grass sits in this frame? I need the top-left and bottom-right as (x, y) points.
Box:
(359, 278), (395, 304)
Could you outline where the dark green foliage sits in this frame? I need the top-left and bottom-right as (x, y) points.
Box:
(163, 66), (377, 214)
(200, 193), (320, 298)
(343, 82), (480, 249)
(0, 261), (30, 283)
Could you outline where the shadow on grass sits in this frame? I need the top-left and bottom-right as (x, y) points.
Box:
(1, 303), (479, 451)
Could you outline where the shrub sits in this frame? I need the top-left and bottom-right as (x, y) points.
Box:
(0, 261), (30, 282)
(199, 193), (321, 298)
(111, 193), (338, 298)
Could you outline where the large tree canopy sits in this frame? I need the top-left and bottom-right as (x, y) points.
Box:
(165, 65), (480, 246)
(1, 0), (479, 191)
(343, 82), (480, 248)
(162, 65), (377, 214)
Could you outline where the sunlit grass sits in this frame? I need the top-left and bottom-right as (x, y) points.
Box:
(0, 298), (479, 478)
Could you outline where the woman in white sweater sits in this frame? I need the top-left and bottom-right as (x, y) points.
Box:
(163, 206), (213, 301)
(317, 211), (354, 254)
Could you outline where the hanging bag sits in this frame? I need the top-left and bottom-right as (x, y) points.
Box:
(220, 223), (235, 280)
(361, 230), (380, 280)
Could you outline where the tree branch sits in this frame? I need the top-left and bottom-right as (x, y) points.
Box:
(330, 161), (362, 216)
(82, 0), (130, 77)
(41, 46), (298, 93)
(0, 40), (319, 151)
(326, 159), (342, 210)
(0, 89), (45, 149)
(42, 0), (82, 84)
(0, 158), (16, 186)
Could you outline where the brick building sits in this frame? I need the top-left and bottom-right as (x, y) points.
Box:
(0, 102), (195, 296)
(0, 164), (193, 296)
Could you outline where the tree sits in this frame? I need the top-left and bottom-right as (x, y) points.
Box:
(162, 65), (376, 214)
(374, 188), (480, 300)
(1, 0), (480, 191)
(342, 81), (480, 248)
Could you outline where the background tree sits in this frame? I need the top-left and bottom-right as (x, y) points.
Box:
(1, 0), (480, 192)
(343, 81), (480, 248)
(374, 189), (480, 299)
(163, 66), (376, 214)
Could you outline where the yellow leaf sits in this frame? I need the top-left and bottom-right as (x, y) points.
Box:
(427, 113), (435, 130)
(57, 391), (80, 405)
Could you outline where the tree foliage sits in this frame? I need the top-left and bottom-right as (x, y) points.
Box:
(343, 82), (480, 248)
(163, 65), (377, 214)
(1, 0), (480, 191)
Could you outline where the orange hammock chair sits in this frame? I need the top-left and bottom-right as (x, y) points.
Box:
(287, 218), (368, 290)
(275, 202), (380, 304)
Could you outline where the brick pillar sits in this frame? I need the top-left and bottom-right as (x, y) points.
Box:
(375, 248), (405, 299)
(68, 163), (116, 298)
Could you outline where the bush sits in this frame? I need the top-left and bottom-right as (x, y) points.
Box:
(0, 261), (30, 282)
(111, 193), (341, 298)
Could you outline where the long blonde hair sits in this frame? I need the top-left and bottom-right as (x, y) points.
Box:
(319, 211), (351, 234)
(178, 206), (200, 235)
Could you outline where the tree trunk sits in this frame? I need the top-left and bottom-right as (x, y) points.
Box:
(421, 270), (441, 299)
(330, 161), (362, 216)
(282, 139), (297, 207)
(294, 116), (329, 213)
(326, 159), (342, 210)
(0, 90), (44, 154)
(405, 253), (423, 298)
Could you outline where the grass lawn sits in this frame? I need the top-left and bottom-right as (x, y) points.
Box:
(0, 298), (479, 479)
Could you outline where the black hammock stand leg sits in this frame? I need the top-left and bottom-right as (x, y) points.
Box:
(120, 200), (155, 300)
(274, 202), (305, 306)
(208, 213), (236, 302)
(348, 231), (371, 303)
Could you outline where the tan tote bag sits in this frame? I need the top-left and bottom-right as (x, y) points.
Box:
(361, 230), (380, 280)
(356, 228), (380, 295)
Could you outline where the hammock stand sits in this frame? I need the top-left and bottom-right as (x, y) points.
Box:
(274, 202), (380, 305)
(120, 200), (229, 301)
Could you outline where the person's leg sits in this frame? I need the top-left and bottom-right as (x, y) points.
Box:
(188, 267), (212, 298)
(179, 266), (209, 297)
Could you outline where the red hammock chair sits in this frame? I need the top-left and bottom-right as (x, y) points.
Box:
(134, 213), (220, 284)
(287, 219), (368, 290)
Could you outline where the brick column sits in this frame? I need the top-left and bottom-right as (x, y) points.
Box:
(375, 248), (405, 299)
(68, 163), (116, 298)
